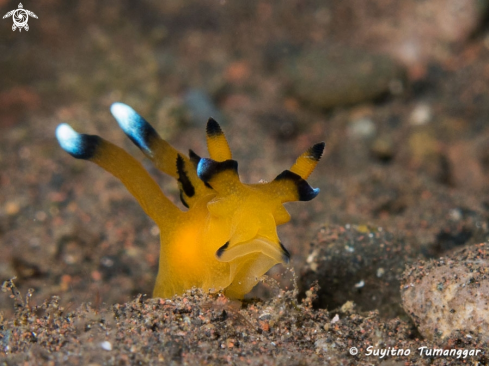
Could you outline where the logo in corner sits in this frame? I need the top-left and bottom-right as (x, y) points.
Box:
(3, 3), (38, 32)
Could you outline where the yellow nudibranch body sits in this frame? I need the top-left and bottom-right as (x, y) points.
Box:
(56, 103), (324, 299)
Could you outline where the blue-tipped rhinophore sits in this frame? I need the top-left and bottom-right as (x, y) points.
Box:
(110, 102), (158, 155)
(56, 123), (100, 159)
(197, 158), (238, 183)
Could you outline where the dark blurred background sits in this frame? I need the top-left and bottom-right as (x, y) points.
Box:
(2, 0), (489, 315)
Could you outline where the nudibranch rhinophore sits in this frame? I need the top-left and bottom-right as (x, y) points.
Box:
(56, 103), (324, 299)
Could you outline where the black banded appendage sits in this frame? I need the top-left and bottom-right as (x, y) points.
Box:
(125, 123), (159, 155)
(275, 170), (320, 201)
(309, 142), (325, 161)
(110, 103), (159, 155)
(176, 155), (195, 198)
(197, 158), (238, 183)
(279, 242), (291, 264)
(67, 134), (101, 160)
(216, 241), (230, 258)
(56, 124), (101, 160)
(206, 118), (223, 137)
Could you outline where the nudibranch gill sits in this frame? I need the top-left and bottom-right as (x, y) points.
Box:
(55, 103), (324, 299)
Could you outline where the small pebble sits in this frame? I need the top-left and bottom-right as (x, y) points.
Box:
(354, 280), (365, 288)
(410, 103), (432, 126)
(100, 341), (112, 351)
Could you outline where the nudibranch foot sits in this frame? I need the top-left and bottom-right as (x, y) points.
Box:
(56, 102), (324, 299)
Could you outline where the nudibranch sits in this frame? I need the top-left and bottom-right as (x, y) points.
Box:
(55, 103), (324, 299)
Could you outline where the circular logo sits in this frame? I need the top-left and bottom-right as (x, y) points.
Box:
(349, 347), (358, 355)
(12, 9), (28, 28)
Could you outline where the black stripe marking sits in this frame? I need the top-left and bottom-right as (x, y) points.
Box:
(216, 241), (230, 258)
(197, 158), (238, 183)
(188, 149), (201, 167)
(275, 170), (320, 201)
(176, 155), (195, 198)
(279, 242), (291, 264)
(308, 142), (325, 161)
(206, 118), (223, 137)
(179, 191), (189, 208)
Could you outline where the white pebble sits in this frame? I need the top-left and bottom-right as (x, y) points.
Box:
(410, 103), (432, 126)
(100, 341), (112, 351)
(377, 268), (385, 278)
(354, 280), (365, 288)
